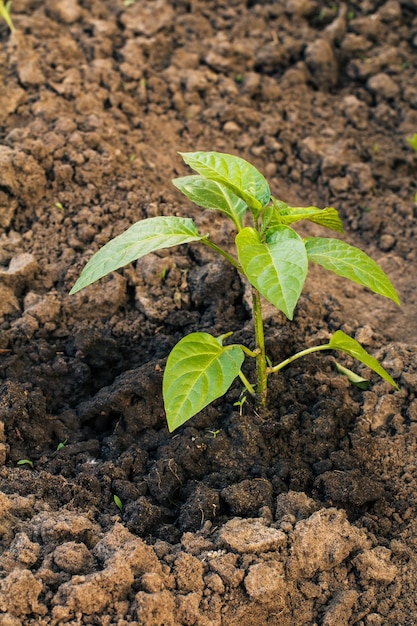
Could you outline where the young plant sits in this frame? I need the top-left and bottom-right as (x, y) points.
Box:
(407, 134), (417, 202)
(113, 494), (123, 513)
(17, 458), (33, 468)
(70, 151), (400, 431)
(407, 133), (417, 152)
(0, 1), (14, 31)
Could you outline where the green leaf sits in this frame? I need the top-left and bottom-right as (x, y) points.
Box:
(113, 494), (123, 512)
(179, 151), (270, 216)
(173, 175), (248, 229)
(70, 216), (204, 294)
(0, 1), (14, 31)
(163, 332), (244, 431)
(406, 133), (417, 152)
(329, 330), (398, 389)
(335, 362), (370, 389)
(17, 459), (34, 468)
(305, 238), (400, 305)
(269, 199), (344, 233)
(236, 226), (308, 320)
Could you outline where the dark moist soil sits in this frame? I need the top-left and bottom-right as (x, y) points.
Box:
(0, 1), (417, 624)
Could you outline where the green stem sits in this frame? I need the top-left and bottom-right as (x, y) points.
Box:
(202, 239), (242, 272)
(237, 344), (259, 359)
(238, 370), (256, 396)
(252, 288), (268, 406)
(268, 343), (332, 375)
(0, 3), (14, 31)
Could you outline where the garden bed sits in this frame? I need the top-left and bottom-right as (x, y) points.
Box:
(1, 1), (417, 624)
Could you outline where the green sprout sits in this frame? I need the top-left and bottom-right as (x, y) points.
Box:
(70, 151), (400, 432)
(17, 459), (33, 468)
(0, 1), (14, 31)
(407, 134), (417, 152)
(233, 393), (247, 416)
(56, 439), (68, 451)
(406, 135), (417, 202)
(113, 494), (123, 512)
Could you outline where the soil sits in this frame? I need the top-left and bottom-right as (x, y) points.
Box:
(0, 0), (417, 624)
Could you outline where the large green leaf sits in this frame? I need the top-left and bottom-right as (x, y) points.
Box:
(163, 332), (244, 431)
(70, 216), (204, 294)
(305, 238), (400, 305)
(330, 330), (398, 389)
(172, 175), (248, 229)
(236, 226), (308, 320)
(179, 151), (270, 216)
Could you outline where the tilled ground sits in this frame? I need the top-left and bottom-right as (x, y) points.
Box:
(0, 1), (417, 624)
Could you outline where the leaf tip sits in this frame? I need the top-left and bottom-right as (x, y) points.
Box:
(69, 283), (80, 295)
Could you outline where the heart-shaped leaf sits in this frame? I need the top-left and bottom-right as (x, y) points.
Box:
(70, 216), (204, 294)
(173, 175), (248, 229)
(330, 330), (398, 388)
(305, 238), (400, 305)
(163, 332), (244, 431)
(179, 151), (270, 217)
(236, 226), (308, 320)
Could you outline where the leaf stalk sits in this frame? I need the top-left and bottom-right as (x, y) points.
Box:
(202, 238), (241, 271)
(268, 343), (332, 374)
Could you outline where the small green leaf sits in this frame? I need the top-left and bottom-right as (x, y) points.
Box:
(173, 175), (248, 229)
(17, 459), (33, 468)
(329, 330), (398, 389)
(163, 332), (244, 432)
(113, 494), (123, 512)
(236, 226), (308, 320)
(179, 151), (270, 216)
(406, 133), (417, 152)
(266, 199), (344, 233)
(70, 216), (204, 294)
(335, 362), (370, 389)
(0, 0), (14, 31)
(305, 238), (400, 305)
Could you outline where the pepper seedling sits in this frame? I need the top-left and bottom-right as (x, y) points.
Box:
(70, 151), (400, 431)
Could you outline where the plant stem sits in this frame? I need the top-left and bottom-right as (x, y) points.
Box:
(202, 239), (241, 272)
(268, 343), (332, 375)
(238, 370), (256, 396)
(252, 288), (268, 406)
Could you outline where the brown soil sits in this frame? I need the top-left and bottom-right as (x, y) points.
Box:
(1, 1), (417, 624)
